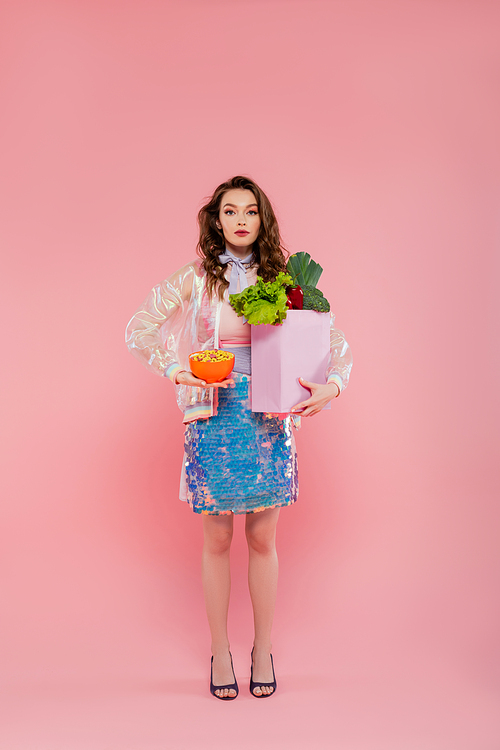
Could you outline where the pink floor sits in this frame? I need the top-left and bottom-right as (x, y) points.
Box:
(3, 643), (499, 750)
(2, 510), (499, 750)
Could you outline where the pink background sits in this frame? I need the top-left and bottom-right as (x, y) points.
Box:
(1, 1), (499, 748)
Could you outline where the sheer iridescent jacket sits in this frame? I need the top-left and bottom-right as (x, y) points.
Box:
(125, 259), (353, 423)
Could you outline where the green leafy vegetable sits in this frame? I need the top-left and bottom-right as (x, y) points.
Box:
(229, 272), (293, 326)
(286, 253), (330, 312)
(286, 252), (323, 288)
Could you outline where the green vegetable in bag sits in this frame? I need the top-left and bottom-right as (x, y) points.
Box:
(229, 272), (293, 326)
(286, 252), (323, 288)
(301, 285), (330, 312)
(286, 252), (330, 312)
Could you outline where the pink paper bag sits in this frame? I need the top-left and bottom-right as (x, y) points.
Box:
(250, 310), (331, 413)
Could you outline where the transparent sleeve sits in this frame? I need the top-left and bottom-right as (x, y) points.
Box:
(125, 264), (193, 380)
(325, 312), (353, 394)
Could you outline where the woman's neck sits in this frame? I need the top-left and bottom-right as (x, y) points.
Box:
(224, 241), (255, 260)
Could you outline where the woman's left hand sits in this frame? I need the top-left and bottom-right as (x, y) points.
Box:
(290, 378), (340, 417)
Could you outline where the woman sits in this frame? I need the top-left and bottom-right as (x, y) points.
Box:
(125, 176), (352, 699)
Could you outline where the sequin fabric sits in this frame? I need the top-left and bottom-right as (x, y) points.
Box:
(180, 373), (299, 515)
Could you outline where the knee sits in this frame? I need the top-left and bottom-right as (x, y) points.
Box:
(205, 527), (233, 555)
(245, 527), (275, 555)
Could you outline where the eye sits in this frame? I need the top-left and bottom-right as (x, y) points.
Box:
(248, 210), (258, 215)
(224, 210), (235, 215)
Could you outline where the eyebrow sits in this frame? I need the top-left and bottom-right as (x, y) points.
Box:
(222, 203), (258, 208)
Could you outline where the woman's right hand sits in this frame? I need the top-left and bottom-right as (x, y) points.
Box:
(175, 370), (235, 389)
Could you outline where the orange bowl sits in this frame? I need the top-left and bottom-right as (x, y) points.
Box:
(189, 350), (235, 383)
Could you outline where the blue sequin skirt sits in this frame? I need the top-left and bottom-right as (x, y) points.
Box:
(179, 374), (299, 515)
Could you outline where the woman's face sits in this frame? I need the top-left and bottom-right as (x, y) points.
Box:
(217, 188), (261, 257)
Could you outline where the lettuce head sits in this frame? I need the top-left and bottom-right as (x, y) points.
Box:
(229, 272), (293, 326)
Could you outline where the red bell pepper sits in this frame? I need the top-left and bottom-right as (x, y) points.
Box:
(286, 285), (304, 310)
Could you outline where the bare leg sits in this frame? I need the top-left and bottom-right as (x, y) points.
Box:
(201, 512), (236, 698)
(245, 506), (280, 696)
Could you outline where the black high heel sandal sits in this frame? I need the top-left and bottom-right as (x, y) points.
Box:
(250, 646), (277, 697)
(210, 651), (239, 700)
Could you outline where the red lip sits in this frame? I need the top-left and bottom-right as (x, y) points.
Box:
(235, 231), (249, 236)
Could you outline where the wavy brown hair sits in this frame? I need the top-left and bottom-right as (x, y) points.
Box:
(196, 175), (288, 300)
